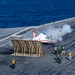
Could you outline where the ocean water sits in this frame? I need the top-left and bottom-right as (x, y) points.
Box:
(0, 0), (75, 28)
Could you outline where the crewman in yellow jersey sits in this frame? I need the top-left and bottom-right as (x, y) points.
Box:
(69, 51), (72, 60)
(11, 58), (16, 69)
(54, 47), (58, 55)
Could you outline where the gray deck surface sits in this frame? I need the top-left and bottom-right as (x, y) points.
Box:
(0, 18), (75, 75)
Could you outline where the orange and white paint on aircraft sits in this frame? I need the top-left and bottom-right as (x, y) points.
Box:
(32, 30), (57, 44)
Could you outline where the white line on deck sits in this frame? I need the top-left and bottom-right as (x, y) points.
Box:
(0, 26), (38, 47)
(0, 26), (37, 43)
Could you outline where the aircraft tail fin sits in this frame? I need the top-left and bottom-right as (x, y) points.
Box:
(32, 30), (37, 38)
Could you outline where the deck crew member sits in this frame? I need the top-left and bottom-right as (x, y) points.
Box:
(69, 51), (72, 60)
(54, 47), (58, 55)
(61, 46), (65, 55)
(10, 58), (16, 69)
